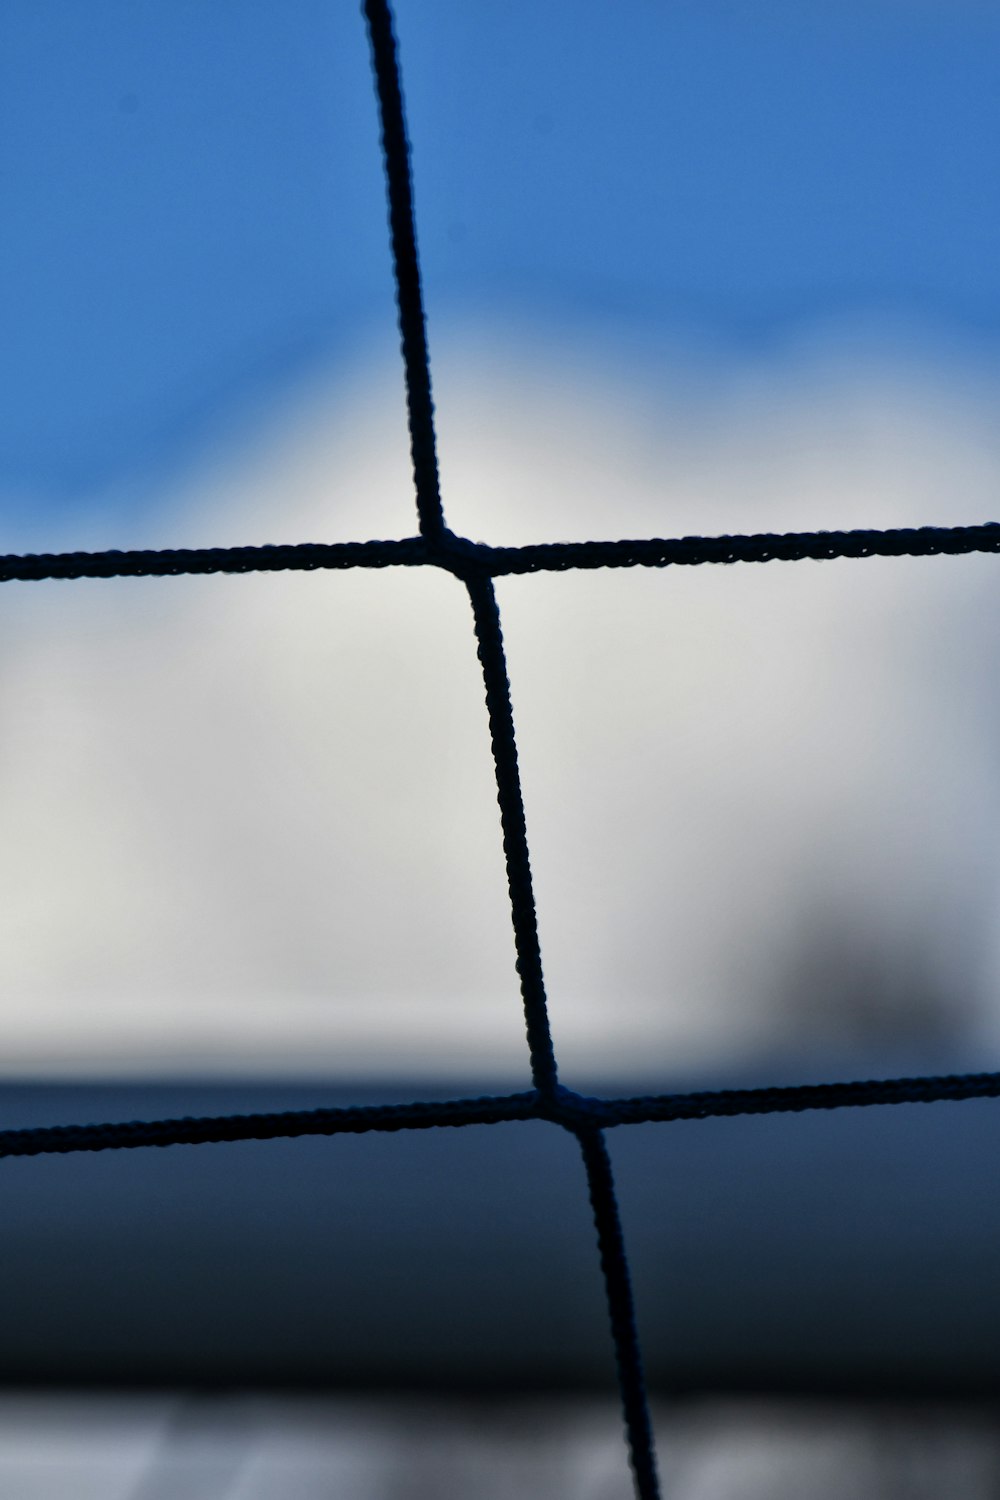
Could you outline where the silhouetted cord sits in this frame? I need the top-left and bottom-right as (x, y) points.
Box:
(488, 520), (1000, 571)
(594, 1069), (1000, 1123)
(4, 1067), (996, 1159)
(0, 1092), (539, 1159)
(0, 538), (429, 583)
(465, 572), (559, 1097)
(3, 519), (1000, 584)
(364, 0), (445, 541)
(578, 1128), (661, 1500)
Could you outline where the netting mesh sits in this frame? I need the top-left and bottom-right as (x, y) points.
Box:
(5, 5), (1000, 1495)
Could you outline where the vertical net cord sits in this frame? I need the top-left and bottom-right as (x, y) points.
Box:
(363, 3), (658, 1492)
(578, 1128), (662, 1500)
(465, 572), (559, 1098)
(363, 0), (447, 543)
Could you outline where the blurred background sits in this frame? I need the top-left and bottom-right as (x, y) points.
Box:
(3, 0), (1000, 1493)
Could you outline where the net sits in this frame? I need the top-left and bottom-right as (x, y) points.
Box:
(4, 4), (1000, 1496)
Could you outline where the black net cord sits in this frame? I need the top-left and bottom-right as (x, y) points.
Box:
(465, 571), (560, 1097)
(364, 0), (446, 544)
(3, 520), (999, 586)
(577, 1126), (662, 1500)
(5, 1067), (1000, 1159)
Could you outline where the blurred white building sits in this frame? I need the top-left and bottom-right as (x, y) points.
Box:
(1, 326), (998, 1085)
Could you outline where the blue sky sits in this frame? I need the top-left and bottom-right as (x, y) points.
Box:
(2, 0), (999, 525)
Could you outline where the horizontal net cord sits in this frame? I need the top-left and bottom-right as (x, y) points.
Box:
(3, 1067), (998, 1160)
(593, 1067), (1000, 1125)
(487, 520), (1000, 572)
(2, 519), (999, 586)
(0, 1090), (540, 1159)
(0, 537), (430, 584)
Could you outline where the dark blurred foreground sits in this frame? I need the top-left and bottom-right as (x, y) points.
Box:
(2, 1076), (999, 1394)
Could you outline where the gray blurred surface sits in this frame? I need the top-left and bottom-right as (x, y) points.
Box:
(2, 1077), (999, 1392)
(1, 1394), (1000, 1499)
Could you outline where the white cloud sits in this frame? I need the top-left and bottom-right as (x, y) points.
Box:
(2, 328), (1000, 1082)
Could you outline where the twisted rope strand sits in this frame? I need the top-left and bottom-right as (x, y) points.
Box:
(465, 573), (560, 1096)
(0, 1091), (539, 1160)
(595, 1067), (1000, 1126)
(0, 538), (429, 584)
(364, 0), (446, 541)
(487, 519), (1000, 573)
(577, 1127), (661, 1500)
